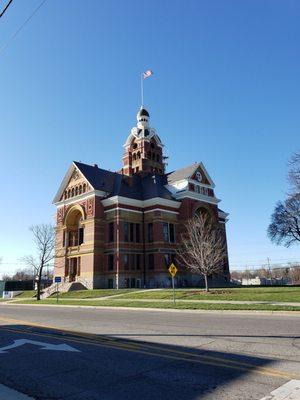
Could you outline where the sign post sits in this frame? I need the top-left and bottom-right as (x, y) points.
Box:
(168, 263), (178, 305)
(54, 276), (61, 303)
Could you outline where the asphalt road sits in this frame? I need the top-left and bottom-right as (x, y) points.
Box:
(0, 304), (299, 400)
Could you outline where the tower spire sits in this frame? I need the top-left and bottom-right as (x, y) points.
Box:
(122, 106), (165, 176)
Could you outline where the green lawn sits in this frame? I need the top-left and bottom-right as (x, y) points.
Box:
(118, 287), (300, 302)
(16, 298), (300, 312)
(50, 288), (139, 299)
(14, 290), (37, 298)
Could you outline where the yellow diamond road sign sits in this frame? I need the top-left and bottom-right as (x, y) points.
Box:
(168, 263), (178, 277)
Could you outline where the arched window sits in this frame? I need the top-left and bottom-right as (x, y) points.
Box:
(83, 183), (86, 193)
(79, 185), (82, 195)
(68, 189), (71, 198)
(133, 153), (137, 161)
(151, 142), (155, 149)
(137, 151), (141, 159)
(75, 187), (78, 196)
(71, 188), (75, 197)
(64, 191), (67, 199)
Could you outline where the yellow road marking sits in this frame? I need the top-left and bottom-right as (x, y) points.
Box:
(0, 316), (298, 379)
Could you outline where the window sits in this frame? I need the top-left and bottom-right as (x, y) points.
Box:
(163, 223), (169, 242)
(136, 224), (140, 243)
(123, 254), (129, 270)
(163, 223), (175, 243)
(79, 185), (82, 194)
(164, 254), (170, 267)
(75, 187), (78, 196)
(71, 188), (75, 197)
(108, 254), (114, 271)
(130, 223), (134, 243)
(148, 254), (154, 270)
(148, 223), (153, 242)
(108, 279), (114, 288)
(136, 254), (141, 270)
(124, 222), (140, 242)
(131, 255), (135, 270)
(124, 222), (129, 242)
(108, 222), (114, 242)
(156, 154), (160, 162)
(83, 183), (86, 193)
(169, 224), (175, 243)
(77, 257), (81, 276)
(63, 231), (66, 247)
(79, 228), (84, 245)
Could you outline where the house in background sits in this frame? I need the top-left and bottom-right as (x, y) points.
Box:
(53, 107), (230, 289)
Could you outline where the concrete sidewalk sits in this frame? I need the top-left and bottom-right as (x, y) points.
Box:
(11, 297), (300, 307)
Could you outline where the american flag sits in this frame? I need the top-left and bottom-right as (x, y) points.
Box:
(143, 70), (153, 79)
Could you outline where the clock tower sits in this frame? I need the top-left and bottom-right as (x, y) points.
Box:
(122, 107), (166, 176)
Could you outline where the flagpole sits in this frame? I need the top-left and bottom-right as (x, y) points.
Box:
(140, 73), (144, 107)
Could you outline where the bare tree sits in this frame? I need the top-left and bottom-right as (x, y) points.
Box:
(268, 194), (300, 247)
(288, 151), (300, 194)
(21, 224), (55, 300)
(8, 267), (34, 281)
(177, 213), (226, 292)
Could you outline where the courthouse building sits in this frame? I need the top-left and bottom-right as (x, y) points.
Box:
(53, 107), (230, 289)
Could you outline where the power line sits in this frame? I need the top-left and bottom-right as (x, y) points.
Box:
(0, 0), (13, 19)
(0, 0), (47, 56)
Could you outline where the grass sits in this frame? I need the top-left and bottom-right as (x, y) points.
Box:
(15, 298), (300, 312)
(50, 289), (139, 299)
(118, 287), (300, 302)
(14, 290), (37, 298)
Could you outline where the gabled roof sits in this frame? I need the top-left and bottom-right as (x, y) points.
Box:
(54, 160), (217, 205)
(74, 161), (115, 192)
(53, 161), (175, 204)
(166, 162), (215, 187)
(166, 163), (199, 184)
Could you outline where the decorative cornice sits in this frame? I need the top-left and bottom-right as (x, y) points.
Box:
(101, 196), (181, 209)
(173, 191), (220, 205)
(54, 190), (107, 207)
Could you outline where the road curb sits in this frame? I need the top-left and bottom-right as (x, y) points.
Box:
(3, 302), (300, 316)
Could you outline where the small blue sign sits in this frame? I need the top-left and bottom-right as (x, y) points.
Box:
(54, 276), (62, 283)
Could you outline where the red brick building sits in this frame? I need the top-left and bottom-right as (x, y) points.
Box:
(53, 107), (230, 289)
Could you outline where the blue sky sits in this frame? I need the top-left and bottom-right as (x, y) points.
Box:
(0, 0), (299, 276)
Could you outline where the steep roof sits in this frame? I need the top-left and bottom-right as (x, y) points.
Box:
(137, 108), (149, 117)
(53, 161), (175, 203)
(166, 163), (199, 184)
